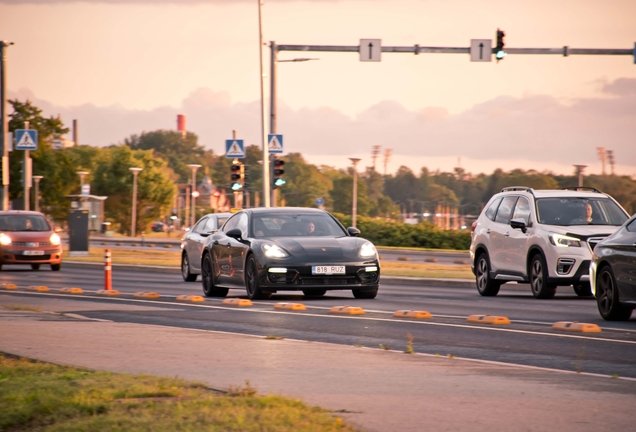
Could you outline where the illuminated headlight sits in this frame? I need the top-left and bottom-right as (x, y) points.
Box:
(359, 242), (377, 257)
(0, 233), (11, 246)
(549, 233), (581, 248)
(262, 244), (289, 258)
(50, 233), (61, 246)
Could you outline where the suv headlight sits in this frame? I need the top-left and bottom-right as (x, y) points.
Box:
(359, 242), (377, 257)
(50, 233), (61, 246)
(549, 233), (581, 248)
(262, 243), (289, 258)
(0, 233), (11, 246)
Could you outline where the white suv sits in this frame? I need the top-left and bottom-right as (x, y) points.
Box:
(470, 187), (629, 299)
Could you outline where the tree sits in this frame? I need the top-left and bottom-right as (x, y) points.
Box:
(329, 174), (372, 216)
(280, 153), (332, 208)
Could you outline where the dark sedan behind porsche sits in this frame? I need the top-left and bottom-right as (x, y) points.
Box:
(200, 208), (380, 300)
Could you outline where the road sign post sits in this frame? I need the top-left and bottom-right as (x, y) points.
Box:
(15, 127), (37, 210)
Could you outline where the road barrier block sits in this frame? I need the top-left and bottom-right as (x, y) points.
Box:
(27, 286), (49, 292)
(330, 306), (365, 315)
(59, 287), (84, 294)
(274, 302), (307, 311)
(222, 298), (253, 307)
(552, 321), (601, 333)
(466, 314), (511, 325)
(134, 292), (161, 299)
(0, 283), (18, 290)
(393, 310), (432, 319)
(96, 290), (120, 296)
(176, 295), (205, 303)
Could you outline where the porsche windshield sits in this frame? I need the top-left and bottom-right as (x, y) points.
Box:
(536, 197), (628, 227)
(0, 215), (51, 232)
(252, 213), (346, 237)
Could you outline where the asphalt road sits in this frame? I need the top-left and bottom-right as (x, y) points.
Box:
(2, 262), (635, 379)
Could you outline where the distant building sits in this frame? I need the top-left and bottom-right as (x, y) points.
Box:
(51, 137), (75, 150)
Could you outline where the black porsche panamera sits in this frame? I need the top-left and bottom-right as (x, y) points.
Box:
(199, 207), (380, 300)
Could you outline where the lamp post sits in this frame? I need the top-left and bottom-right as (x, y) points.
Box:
(32, 175), (43, 212)
(129, 167), (142, 237)
(1, 41), (14, 211)
(349, 158), (361, 228)
(187, 164), (201, 227)
(573, 164), (587, 188)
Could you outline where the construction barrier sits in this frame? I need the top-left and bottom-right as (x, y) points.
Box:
(176, 295), (205, 303)
(222, 298), (253, 307)
(274, 302), (307, 311)
(104, 249), (112, 291)
(26, 286), (49, 292)
(59, 287), (84, 294)
(552, 321), (602, 333)
(330, 306), (365, 315)
(134, 292), (161, 299)
(393, 310), (432, 319)
(466, 315), (511, 325)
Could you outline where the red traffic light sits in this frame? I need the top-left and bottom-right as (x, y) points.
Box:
(231, 163), (241, 181)
(274, 159), (285, 177)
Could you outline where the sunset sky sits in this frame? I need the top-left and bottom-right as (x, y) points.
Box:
(2, 0), (635, 176)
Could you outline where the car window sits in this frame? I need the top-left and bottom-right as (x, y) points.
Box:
(217, 216), (229, 228)
(626, 218), (636, 233)
(236, 214), (248, 236)
(484, 197), (502, 221)
(203, 217), (218, 232)
(252, 212), (347, 237)
(536, 197), (628, 227)
(494, 196), (517, 224)
(221, 214), (240, 233)
(193, 217), (209, 233)
(511, 197), (531, 224)
(0, 214), (51, 232)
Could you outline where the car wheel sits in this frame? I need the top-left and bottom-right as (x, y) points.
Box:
(51, 264), (61, 271)
(31, 264), (40, 270)
(303, 289), (327, 297)
(352, 288), (378, 299)
(245, 255), (271, 300)
(573, 282), (593, 297)
(201, 253), (228, 297)
(596, 265), (633, 321)
(529, 254), (557, 299)
(181, 253), (197, 282)
(475, 252), (501, 296)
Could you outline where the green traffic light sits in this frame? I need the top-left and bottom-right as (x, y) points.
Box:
(231, 182), (243, 191)
(274, 178), (286, 187)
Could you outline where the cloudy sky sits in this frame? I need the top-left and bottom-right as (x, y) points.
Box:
(2, 0), (635, 176)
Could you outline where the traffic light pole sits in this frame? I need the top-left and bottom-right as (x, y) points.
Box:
(269, 42), (277, 207)
(0, 41), (13, 211)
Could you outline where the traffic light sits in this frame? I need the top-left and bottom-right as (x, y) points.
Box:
(495, 29), (506, 61)
(241, 165), (250, 189)
(230, 162), (242, 191)
(273, 158), (286, 188)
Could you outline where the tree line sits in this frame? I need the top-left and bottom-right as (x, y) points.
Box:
(5, 100), (635, 235)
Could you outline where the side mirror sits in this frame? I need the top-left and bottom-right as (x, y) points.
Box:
(510, 218), (527, 234)
(347, 227), (361, 237)
(226, 228), (243, 240)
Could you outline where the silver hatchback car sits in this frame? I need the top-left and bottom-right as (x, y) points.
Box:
(181, 213), (232, 282)
(470, 187), (629, 299)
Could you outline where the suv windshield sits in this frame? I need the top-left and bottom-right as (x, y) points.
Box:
(0, 214), (51, 232)
(252, 213), (346, 237)
(536, 197), (628, 227)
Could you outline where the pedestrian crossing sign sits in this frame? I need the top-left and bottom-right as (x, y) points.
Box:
(225, 139), (245, 158)
(15, 129), (38, 151)
(268, 134), (283, 154)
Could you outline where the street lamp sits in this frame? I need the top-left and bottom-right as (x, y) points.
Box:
(573, 164), (587, 188)
(129, 167), (142, 237)
(187, 164), (201, 227)
(349, 158), (361, 228)
(76, 171), (89, 189)
(32, 175), (43, 212)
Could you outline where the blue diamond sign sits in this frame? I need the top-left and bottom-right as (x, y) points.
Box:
(15, 130), (38, 151)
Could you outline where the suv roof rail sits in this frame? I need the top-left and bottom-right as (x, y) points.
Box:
(501, 186), (534, 195)
(561, 186), (603, 193)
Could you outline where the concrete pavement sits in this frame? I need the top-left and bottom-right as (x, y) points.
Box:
(1, 295), (635, 432)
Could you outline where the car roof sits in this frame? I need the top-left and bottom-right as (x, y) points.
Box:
(246, 207), (326, 214)
(0, 210), (46, 216)
(499, 189), (611, 199)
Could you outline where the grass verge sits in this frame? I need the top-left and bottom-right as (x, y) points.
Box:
(0, 353), (355, 432)
(381, 262), (474, 279)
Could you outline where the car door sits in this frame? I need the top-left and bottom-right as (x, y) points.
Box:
(226, 212), (250, 286)
(614, 218), (636, 300)
(507, 196), (532, 275)
(489, 196), (518, 273)
(213, 214), (240, 286)
(188, 216), (211, 272)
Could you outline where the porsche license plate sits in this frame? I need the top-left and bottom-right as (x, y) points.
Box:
(312, 266), (345, 275)
(23, 250), (44, 256)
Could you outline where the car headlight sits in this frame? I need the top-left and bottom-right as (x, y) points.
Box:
(549, 233), (581, 248)
(262, 243), (289, 258)
(50, 233), (61, 246)
(0, 233), (11, 246)
(359, 242), (377, 257)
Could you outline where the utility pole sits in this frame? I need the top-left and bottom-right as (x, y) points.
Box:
(597, 147), (607, 175)
(371, 145), (381, 171)
(573, 165), (587, 187)
(257, 0), (270, 207)
(383, 148), (392, 177)
(607, 150), (615, 175)
(22, 121), (32, 210)
(349, 158), (361, 228)
(270, 41), (277, 207)
(32, 175), (43, 212)
(1, 41), (13, 211)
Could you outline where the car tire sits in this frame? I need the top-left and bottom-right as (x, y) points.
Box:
(245, 255), (271, 300)
(352, 288), (378, 299)
(596, 265), (633, 321)
(303, 289), (327, 297)
(181, 253), (197, 282)
(475, 252), (501, 296)
(529, 254), (557, 299)
(573, 282), (593, 297)
(51, 264), (61, 271)
(201, 253), (228, 298)
(31, 264), (40, 270)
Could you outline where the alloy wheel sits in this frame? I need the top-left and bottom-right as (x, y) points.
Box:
(597, 269), (614, 316)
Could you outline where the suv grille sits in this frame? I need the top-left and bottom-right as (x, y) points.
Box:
(12, 242), (51, 247)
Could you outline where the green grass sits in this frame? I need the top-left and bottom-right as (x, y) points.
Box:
(381, 262), (474, 279)
(0, 354), (356, 432)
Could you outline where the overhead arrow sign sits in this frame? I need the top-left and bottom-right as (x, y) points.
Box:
(470, 39), (492, 62)
(360, 39), (381, 62)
